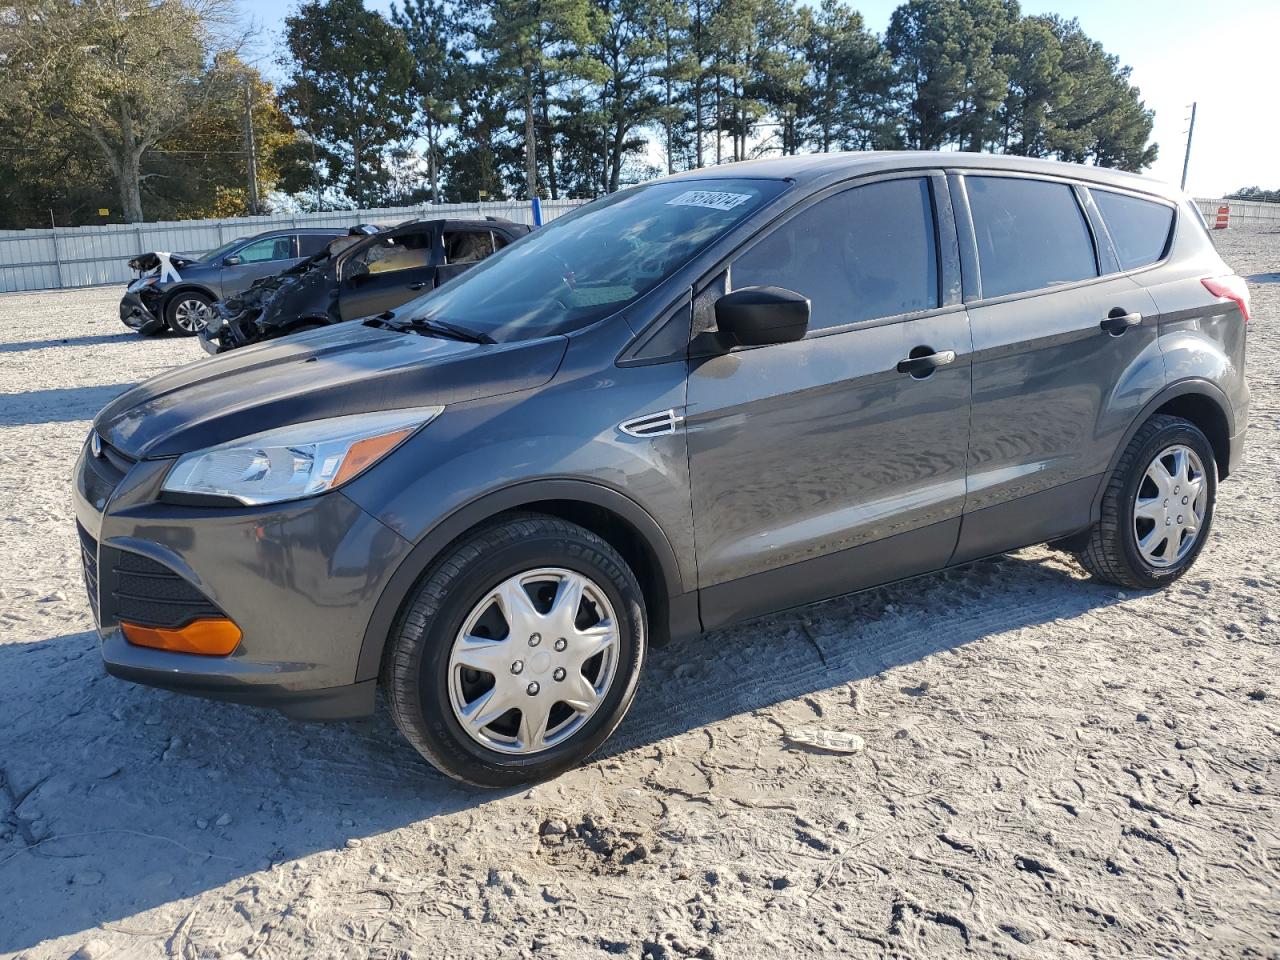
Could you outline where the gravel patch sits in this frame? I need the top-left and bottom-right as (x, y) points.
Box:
(0, 234), (1277, 959)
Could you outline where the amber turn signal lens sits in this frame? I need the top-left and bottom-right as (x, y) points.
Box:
(121, 618), (242, 656)
(331, 427), (414, 487)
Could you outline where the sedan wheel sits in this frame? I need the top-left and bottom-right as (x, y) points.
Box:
(167, 295), (213, 335)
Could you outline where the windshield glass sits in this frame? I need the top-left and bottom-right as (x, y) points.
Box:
(405, 177), (788, 341)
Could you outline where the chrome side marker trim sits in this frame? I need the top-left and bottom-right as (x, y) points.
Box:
(619, 409), (685, 438)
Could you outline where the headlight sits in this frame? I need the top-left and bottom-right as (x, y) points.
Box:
(161, 407), (443, 505)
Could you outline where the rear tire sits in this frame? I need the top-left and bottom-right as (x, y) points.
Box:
(1076, 415), (1216, 589)
(385, 514), (647, 787)
(165, 292), (214, 336)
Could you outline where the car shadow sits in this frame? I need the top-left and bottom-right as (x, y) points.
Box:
(0, 332), (142, 354)
(0, 550), (1122, 953)
(0, 384), (134, 426)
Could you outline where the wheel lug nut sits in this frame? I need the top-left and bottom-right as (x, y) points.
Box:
(526, 682), (540, 696)
(553, 667), (566, 681)
(1177, 516), (1184, 524)
(510, 660), (523, 675)
(1182, 496), (1188, 504)
(554, 638), (567, 652)
(1165, 518), (1172, 525)
(529, 633), (541, 647)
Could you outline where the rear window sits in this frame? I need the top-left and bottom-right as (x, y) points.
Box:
(1093, 189), (1175, 270)
(967, 176), (1098, 299)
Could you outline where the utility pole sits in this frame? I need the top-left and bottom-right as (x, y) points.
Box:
(244, 79), (260, 215)
(1180, 101), (1197, 192)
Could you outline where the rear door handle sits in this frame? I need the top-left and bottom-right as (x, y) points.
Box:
(408, 281), (428, 291)
(1101, 310), (1142, 335)
(896, 349), (956, 378)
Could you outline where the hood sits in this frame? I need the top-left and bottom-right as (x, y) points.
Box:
(127, 251), (203, 274)
(94, 322), (569, 459)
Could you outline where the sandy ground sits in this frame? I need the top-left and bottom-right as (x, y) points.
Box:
(0, 232), (1276, 960)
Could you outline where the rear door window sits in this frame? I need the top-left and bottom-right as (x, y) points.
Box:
(731, 177), (939, 331)
(966, 176), (1097, 298)
(1093, 189), (1175, 270)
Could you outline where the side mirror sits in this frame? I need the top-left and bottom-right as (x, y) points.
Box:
(714, 286), (810, 346)
(223, 256), (241, 266)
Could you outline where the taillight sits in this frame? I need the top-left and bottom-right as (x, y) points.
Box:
(1202, 275), (1251, 323)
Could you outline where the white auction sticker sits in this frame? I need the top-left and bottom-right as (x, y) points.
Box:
(665, 190), (752, 211)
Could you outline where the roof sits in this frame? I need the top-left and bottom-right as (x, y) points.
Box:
(662, 151), (1178, 200)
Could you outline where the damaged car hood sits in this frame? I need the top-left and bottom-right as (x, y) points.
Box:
(94, 322), (568, 460)
(127, 251), (203, 274)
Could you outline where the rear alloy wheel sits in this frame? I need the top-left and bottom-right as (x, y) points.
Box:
(166, 293), (214, 335)
(1077, 415), (1217, 589)
(385, 514), (646, 787)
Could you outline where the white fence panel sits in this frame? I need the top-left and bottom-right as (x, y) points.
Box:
(1194, 198), (1280, 226)
(0, 199), (586, 294)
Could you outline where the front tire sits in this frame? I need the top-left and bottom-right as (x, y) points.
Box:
(1076, 415), (1217, 589)
(165, 292), (214, 336)
(385, 514), (647, 787)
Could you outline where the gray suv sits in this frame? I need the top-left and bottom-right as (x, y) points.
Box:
(76, 153), (1249, 787)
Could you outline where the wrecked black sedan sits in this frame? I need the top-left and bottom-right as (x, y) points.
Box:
(199, 218), (531, 353)
(121, 227), (348, 336)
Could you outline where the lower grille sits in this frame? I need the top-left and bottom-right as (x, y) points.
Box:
(77, 522), (100, 623)
(108, 549), (224, 629)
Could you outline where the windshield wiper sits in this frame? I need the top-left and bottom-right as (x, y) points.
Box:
(366, 312), (495, 344)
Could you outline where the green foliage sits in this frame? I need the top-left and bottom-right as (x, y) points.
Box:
(0, 0), (1164, 224)
(280, 0), (418, 207)
(1229, 187), (1280, 202)
(0, 0), (256, 225)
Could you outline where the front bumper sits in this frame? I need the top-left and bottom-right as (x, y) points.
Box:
(120, 288), (164, 333)
(74, 441), (413, 719)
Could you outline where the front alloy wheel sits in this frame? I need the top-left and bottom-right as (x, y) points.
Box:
(167, 294), (213, 335)
(385, 514), (646, 787)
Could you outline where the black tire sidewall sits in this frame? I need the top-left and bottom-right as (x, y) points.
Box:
(401, 527), (645, 787)
(1116, 423), (1217, 586)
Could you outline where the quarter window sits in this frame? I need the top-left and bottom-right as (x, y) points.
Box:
(1093, 189), (1175, 270)
(966, 176), (1097, 298)
(731, 177), (939, 331)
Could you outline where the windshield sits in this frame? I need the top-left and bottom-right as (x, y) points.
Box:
(200, 237), (247, 263)
(405, 177), (788, 341)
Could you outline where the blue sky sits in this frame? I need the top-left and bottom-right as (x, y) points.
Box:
(241, 0), (1277, 196)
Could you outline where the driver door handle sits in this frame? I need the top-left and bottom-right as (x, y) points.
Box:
(896, 349), (956, 378)
(1100, 310), (1142, 335)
